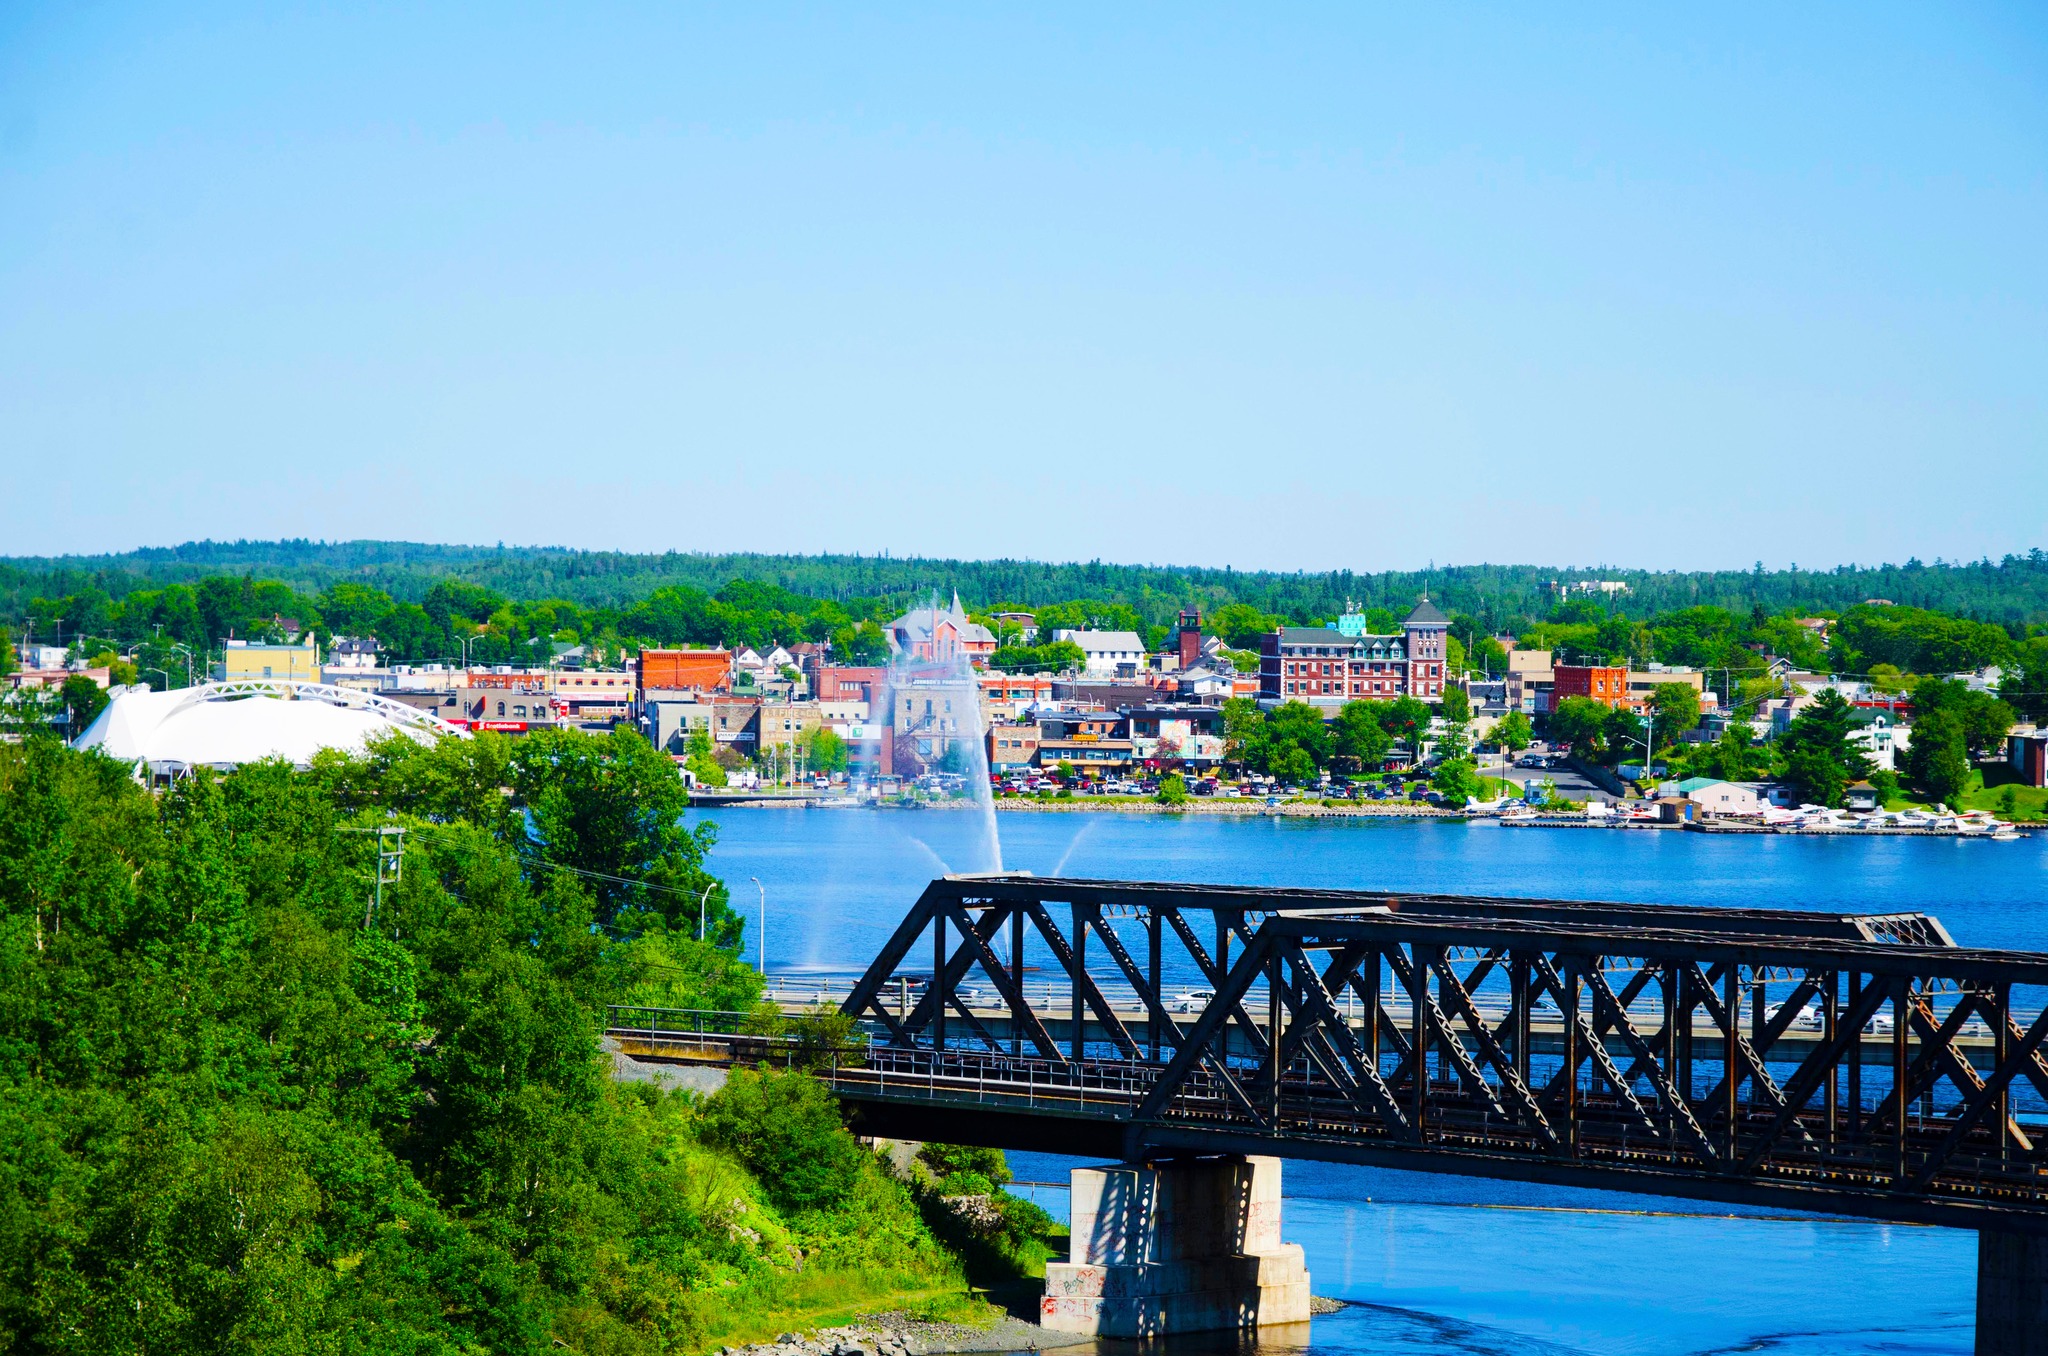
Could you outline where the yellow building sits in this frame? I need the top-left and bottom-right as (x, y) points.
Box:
(219, 636), (321, 682)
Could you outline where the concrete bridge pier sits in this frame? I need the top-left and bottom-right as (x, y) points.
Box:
(1040, 1155), (1311, 1338)
(1979, 1229), (2048, 1355)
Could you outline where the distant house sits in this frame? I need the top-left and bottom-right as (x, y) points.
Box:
(1053, 629), (1148, 679)
(327, 636), (379, 669)
(2010, 727), (2048, 789)
(1794, 617), (1832, 643)
(1846, 708), (1911, 772)
(1669, 777), (1763, 817)
(887, 594), (996, 664)
(1845, 781), (1881, 812)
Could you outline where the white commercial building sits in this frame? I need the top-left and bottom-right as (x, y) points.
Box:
(1052, 630), (1148, 678)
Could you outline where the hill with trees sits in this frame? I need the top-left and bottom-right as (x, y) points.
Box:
(0, 730), (1052, 1353)
(5, 540), (2048, 639)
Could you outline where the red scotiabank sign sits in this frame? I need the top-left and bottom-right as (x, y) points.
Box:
(474, 721), (529, 732)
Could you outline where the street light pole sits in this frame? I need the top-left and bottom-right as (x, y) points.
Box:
(697, 883), (714, 942)
(751, 876), (766, 977)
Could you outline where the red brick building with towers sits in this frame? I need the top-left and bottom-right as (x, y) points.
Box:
(1257, 598), (1451, 708)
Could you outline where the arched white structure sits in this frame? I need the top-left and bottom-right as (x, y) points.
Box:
(74, 678), (469, 776)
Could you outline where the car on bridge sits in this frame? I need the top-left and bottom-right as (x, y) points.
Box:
(1169, 988), (1215, 1014)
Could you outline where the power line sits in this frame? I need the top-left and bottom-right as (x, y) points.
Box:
(400, 824), (724, 903)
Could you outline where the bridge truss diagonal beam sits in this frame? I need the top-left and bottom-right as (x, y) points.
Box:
(821, 875), (2048, 1234)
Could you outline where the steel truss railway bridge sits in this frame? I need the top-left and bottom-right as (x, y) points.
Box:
(611, 874), (2048, 1353)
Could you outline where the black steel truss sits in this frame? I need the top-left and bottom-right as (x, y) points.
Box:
(833, 875), (2048, 1232)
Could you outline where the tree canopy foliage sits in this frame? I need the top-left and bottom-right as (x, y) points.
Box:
(8, 542), (2048, 671)
(0, 730), (959, 1353)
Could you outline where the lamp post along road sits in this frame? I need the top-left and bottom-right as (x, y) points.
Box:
(751, 876), (766, 976)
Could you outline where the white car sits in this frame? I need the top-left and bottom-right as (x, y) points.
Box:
(1170, 989), (1215, 1014)
(1766, 1001), (1824, 1032)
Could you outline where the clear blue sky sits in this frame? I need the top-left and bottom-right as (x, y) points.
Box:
(2, 4), (2043, 572)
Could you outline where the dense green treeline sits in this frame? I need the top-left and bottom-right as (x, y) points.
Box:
(8, 539), (2048, 634)
(0, 730), (997, 1353)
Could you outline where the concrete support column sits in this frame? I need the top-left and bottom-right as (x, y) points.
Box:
(1979, 1229), (2048, 1356)
(1040, 1155), (1310, 1338)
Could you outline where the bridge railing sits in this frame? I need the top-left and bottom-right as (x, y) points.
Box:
(815, 874), (2048, 1231)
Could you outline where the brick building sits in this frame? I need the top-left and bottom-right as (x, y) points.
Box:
(816, 665), (886, 705)
(1552, 664), (1636, 711)
(636, 648), (733, 694)
(1257, 599), (1450, 708)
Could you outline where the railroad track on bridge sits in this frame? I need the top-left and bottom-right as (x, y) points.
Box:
(615, 874), (2048, 1235)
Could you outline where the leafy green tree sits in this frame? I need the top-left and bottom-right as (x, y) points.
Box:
(699, 1069), (866, 1212)
(0, 734), (963, 1352)
(685, 726), (729, 787)
(1439, 685), (1471, 723)
(1648, 684), (1702, 748)
(831, 621), (891, 665)
(919, 1143), (1012, 1189)
(1904, 708), (1972, 805)
(1605, 707), (1653, 769)
(0, 630), (15, 677)
(988, 640), (1086, 674)
(1546, 697), (1612, 757)
(1491, 710), (1533, 752)
(1470, 636), (1510, 675)
(1831, 604), (2013, 675)
(1376, 696), (1431, 764)
(1221, 698), (1266, 770)
(1332, 701), (1393, 770)
(59, 673), (108, 734)
(1434, 719), (1471, 761)
(87, 647), (139, 687)
(1999, 638), (2048, 723)
(1694, 724), (1764, 782)
(1432, 757), (1482, 802)
(1263, 702), (1332, 780)
(1911, 677), (2015, 755)
(1155, 772), (1188, 805)
(1778, 689), (1873, 807)
(1207, 603), (1284, 650)
(806, 725), (850, 773)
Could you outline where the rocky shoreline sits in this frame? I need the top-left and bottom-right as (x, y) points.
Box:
(718, 1311), (1088, 1356)
(720, 1298), (1352, 1356)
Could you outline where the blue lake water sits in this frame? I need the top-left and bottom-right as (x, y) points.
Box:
(696, 807), (2047, 1356)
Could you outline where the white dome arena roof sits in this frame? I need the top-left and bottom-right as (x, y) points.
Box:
(74, 680), (468, 772)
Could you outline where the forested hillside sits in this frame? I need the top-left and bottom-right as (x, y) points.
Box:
(6, 540), (2048, 632)
(0, 731), (1047, 1354)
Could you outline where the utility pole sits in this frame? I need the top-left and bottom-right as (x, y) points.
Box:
(343, 824), (406, 930)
